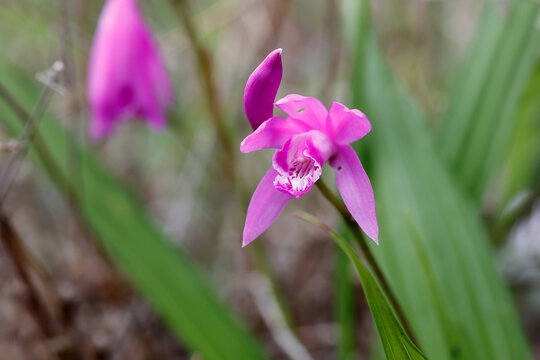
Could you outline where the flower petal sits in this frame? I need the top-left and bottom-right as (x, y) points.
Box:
(330, 145), (378, 243)
(327, 102), (371, 144)
(244, 49), (283, 130)
(243, 167), (291, 246)
(240, 116), (310, 153)
(87, 0), (172, 139)
(89, 111), (115, 140)
(275, 94), (327, 130)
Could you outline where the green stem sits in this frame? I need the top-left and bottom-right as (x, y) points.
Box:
(172, 0), (235, 173)
(315, 179), (417, 346)
(172, 0), (303, 352)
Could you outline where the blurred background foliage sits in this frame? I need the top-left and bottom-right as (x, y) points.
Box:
(0, 0), (539, 359)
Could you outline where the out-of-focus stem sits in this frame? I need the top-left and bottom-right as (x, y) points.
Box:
(335, 244), (356, 360)
(0, 86), (52, 202)
(240, 186), (308, 356)
(0, 211), (54, 338)
(315, 179), (417, 346)
(0, 83), (62, 359)
(59, 0), (86, 218)
(249, 241), (297, 333)
(172, 0), (306, 355)
(0, 82), (73, 199)
(249, 240), (313, 360)
(257, 0), (292, 55)
(172, 0), (235, 173)
(0, 81), (94, 359)
(320, 0), (342, 104)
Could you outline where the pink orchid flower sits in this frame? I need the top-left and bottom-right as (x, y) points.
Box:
(87, 0), (174, 140)
(241, 49), (378, 247)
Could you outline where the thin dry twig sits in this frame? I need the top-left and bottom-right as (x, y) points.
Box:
(0, 81), (73, 200)
(0, 72), (56, 342)
(0, 75), (60, 353)
(0, 210), (56, 340)
(0, 84), (53, 203)
(0, 70), (88, 360)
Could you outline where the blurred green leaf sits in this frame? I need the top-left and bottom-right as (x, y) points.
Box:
(436, 1), (540, 203)
(341, 0), (531, 359)
(488, 59), (540, 241)
(499, 59), (540, 209)
(299, 213), (426, 360)
(0, 60), (268, 360)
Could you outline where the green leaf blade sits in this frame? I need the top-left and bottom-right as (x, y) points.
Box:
(0, 59), (269, 360)
(335, 232), (426, 360)
(341, 1), (532, 359)
(299, 213), (426, 360)
(437, 1), (540, 202)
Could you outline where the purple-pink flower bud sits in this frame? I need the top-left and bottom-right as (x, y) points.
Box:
(244, 49), (283, 130)
(87, 0), (174, 140)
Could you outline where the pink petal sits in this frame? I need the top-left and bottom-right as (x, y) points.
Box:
(89, 112), (115, 141)
(240, 116), (310, 153)
(327, 102), (371, 144)
(244, 49), (283, 130)
(274, 94), (327, 130)
(142, 103), (167, 131)
(330, 145), (378, 243)
(243, 167), (291, 247)
(87, 0), (172, 140)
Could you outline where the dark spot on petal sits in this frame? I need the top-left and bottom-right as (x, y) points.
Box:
(337, 166), (342, 171)
(297, 108), (305, 113)
(118, 85), (134, 108)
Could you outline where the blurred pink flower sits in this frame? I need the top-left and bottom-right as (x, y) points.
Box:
(241, 49), (378, 247)
(87, 0), (173, 140)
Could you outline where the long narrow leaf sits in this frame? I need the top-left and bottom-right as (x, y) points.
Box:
(437, 1), (540, 203)
(0, 60), (269, 360)
(499, 59), (540, 209)
(299, 213), (426, 360)
(341, 1), (531, 359)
